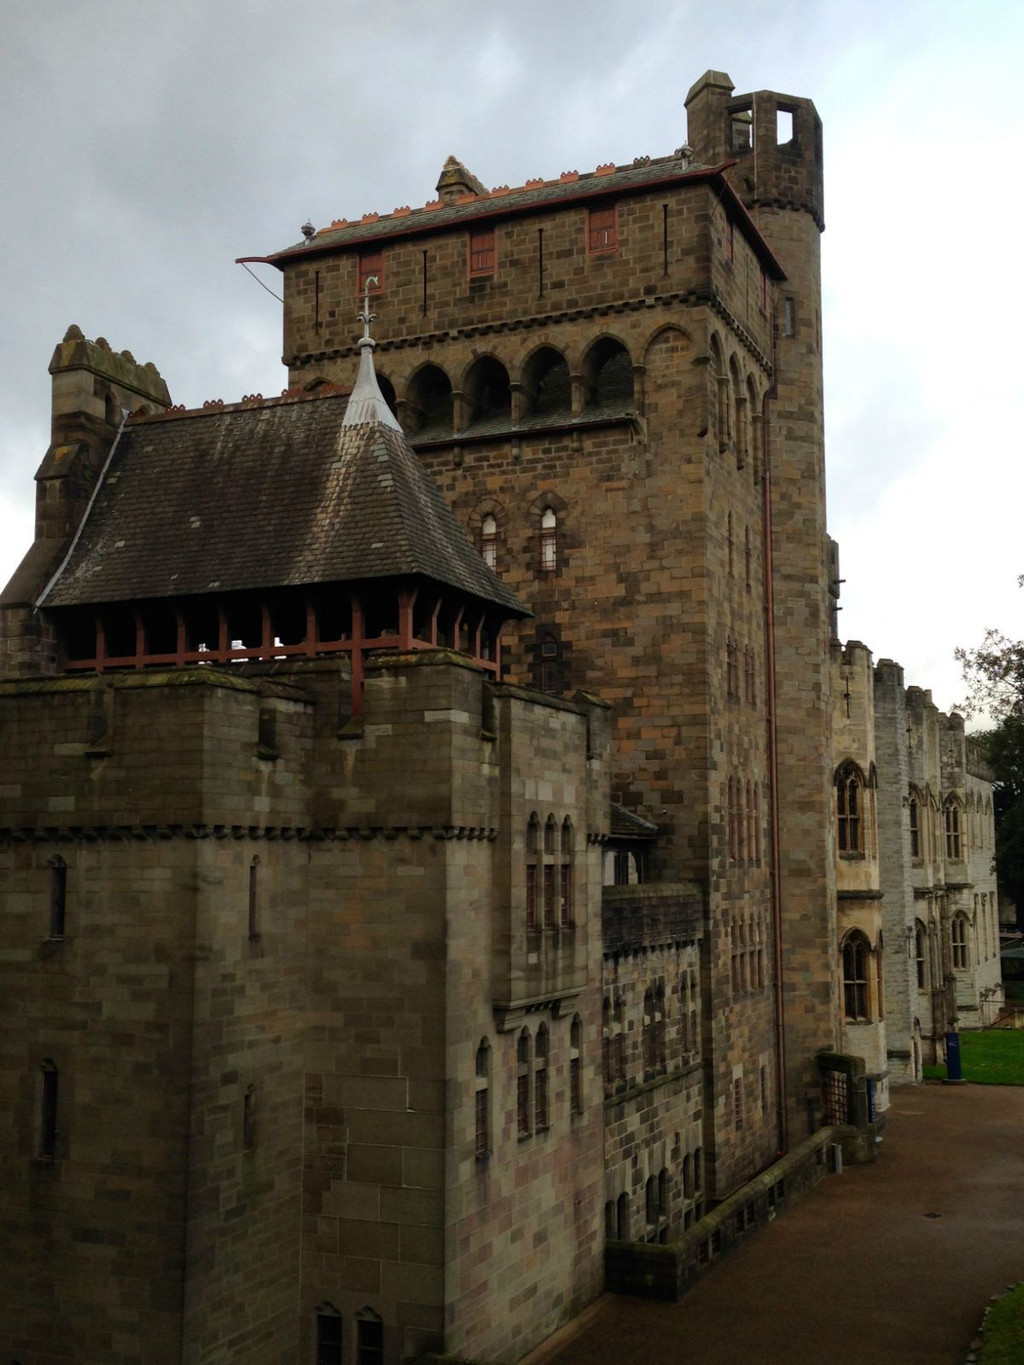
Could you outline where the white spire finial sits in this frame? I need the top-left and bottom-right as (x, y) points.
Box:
(342, 279), (402, 430)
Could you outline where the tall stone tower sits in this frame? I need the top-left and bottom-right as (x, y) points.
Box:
(686, 73), (836, 1134)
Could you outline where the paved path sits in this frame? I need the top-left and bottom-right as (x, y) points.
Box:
(527, 1084), (1024, 1365)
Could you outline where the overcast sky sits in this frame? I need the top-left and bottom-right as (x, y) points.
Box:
(2, 0), (1021, 718)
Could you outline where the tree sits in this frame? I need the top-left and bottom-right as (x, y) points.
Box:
(959, 583), (1024, 924)
(975, 718), (1024, 925)
(955, 575), (1024, 723)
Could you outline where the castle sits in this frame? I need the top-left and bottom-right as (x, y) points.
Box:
(0, 71), (1000, 1364)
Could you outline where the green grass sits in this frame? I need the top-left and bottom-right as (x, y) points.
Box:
(923, 1028), (1024, 1085)
(979, 1284), (1024, 1363)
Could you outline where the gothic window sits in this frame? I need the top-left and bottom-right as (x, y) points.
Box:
(842, 931), (870, 1020)
(655, 980), (666, 1070)
(727, 511), (734, 576)
(560, 817), (574, 926)
(468, 226), (496, 277)
(543, 815), (558, 927)
(517, 1029), (532, 1138)
(474, 1040), (490, 1160)
(480, 514), (498, 571)
(602, 997), (613, 1088)
(613, 992), (625, 1083)
(358, 249), (384, 295)
(642, 987), (655, 1074)
(588, 205), (618, 254)
(315, 1305), (343, 1365)
(909, 795), (921, 859)
(536, 632), (560, 693)
(945, 800), (963, 860)
(726, 636), (739, 699)
(683, 1153), (694, 1199)
(646, 1176), (659, 1225)
(39, 1059), (58, 1160)
(604, 1200), (616, 1240)
(836, 763), (862, 854)
(539, 507), (558, 572)
(49, 856), (67, 939)
(526, 814), (539, 931)
(616, 1191), (629, 1240)
(570, 1015), (583, 1115)
(534, 1024), (549, 1131)
(744, 525), (752, 590)
(356, 1310), (384, 1365)
(951, 914), (969, 971)
(733, 1076), (744, 1130)
(744, 646), (756, 705)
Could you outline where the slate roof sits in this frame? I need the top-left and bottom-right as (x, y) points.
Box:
(610, 804), (660, 839)
(263, 153), (784, 279)
(41, 391), (526, 616)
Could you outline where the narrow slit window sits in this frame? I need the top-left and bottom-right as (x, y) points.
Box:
(49, 856), (67, 938)
(248, 858), (260, 941)
(481, 514), (497, 571)
(40, 1060), (59, 1159)
(315, 1307), (342, 1365)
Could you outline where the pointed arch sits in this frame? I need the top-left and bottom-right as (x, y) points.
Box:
(405, 362), (453, 437)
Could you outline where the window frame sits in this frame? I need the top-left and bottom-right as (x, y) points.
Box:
(587, 204), (618, 255)
(357, 249), (384, 296)
(468, 225), (496, 278)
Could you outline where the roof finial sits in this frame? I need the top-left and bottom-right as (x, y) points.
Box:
(357, 277), (378, 346)
(342, 279), (402, 430)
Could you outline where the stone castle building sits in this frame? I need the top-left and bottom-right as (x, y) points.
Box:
(0, 70), (998, 1363)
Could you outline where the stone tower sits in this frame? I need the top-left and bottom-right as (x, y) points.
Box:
(687, 73), (836, 1135)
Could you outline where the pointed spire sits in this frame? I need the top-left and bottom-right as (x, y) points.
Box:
(342, 280), (402, 431)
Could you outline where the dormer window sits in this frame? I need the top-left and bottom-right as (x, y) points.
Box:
(468, 226), (496, 277)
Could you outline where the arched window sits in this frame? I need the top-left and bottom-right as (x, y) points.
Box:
(406, 363), (453, 438)
(465, 355), (511, 427)
(525, 814), (539, 931)
(909, 794), (921, 859)
(569, 1015), (583, 1115)
(356, 1308), (384, 1365)
(836, 763), (862, 854)
(744, 525), (752, 590)
(642, 987), (655, 1074)
(523, 346), (572, 419)
(315, 1304), (343, 1365)
(726, 636), (739, 698)
(945, 800), (963, 860)
(480, 514), (498, 571)
(646, 1175), (659, 1225)
(517, 1029), (532, 1138)
(951, 914), (969, 971)
(474, 1039), (490, 1161)
(602, 996), (613, 1088)
(560, 817), (574, 927)
(49, 855), (67, 939)
(583, 337), (634, 411)
(683, 1152), (694, 1199)
(613, 991), (625, 1083)
(842, 931), (871, 1020)
(616, 1191), (629, 1240)
(534, 1024), (549, 1132)
(655, 980), (666, 1071)
(539, 507), (558, 573)
(543, 815), (558, 927)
